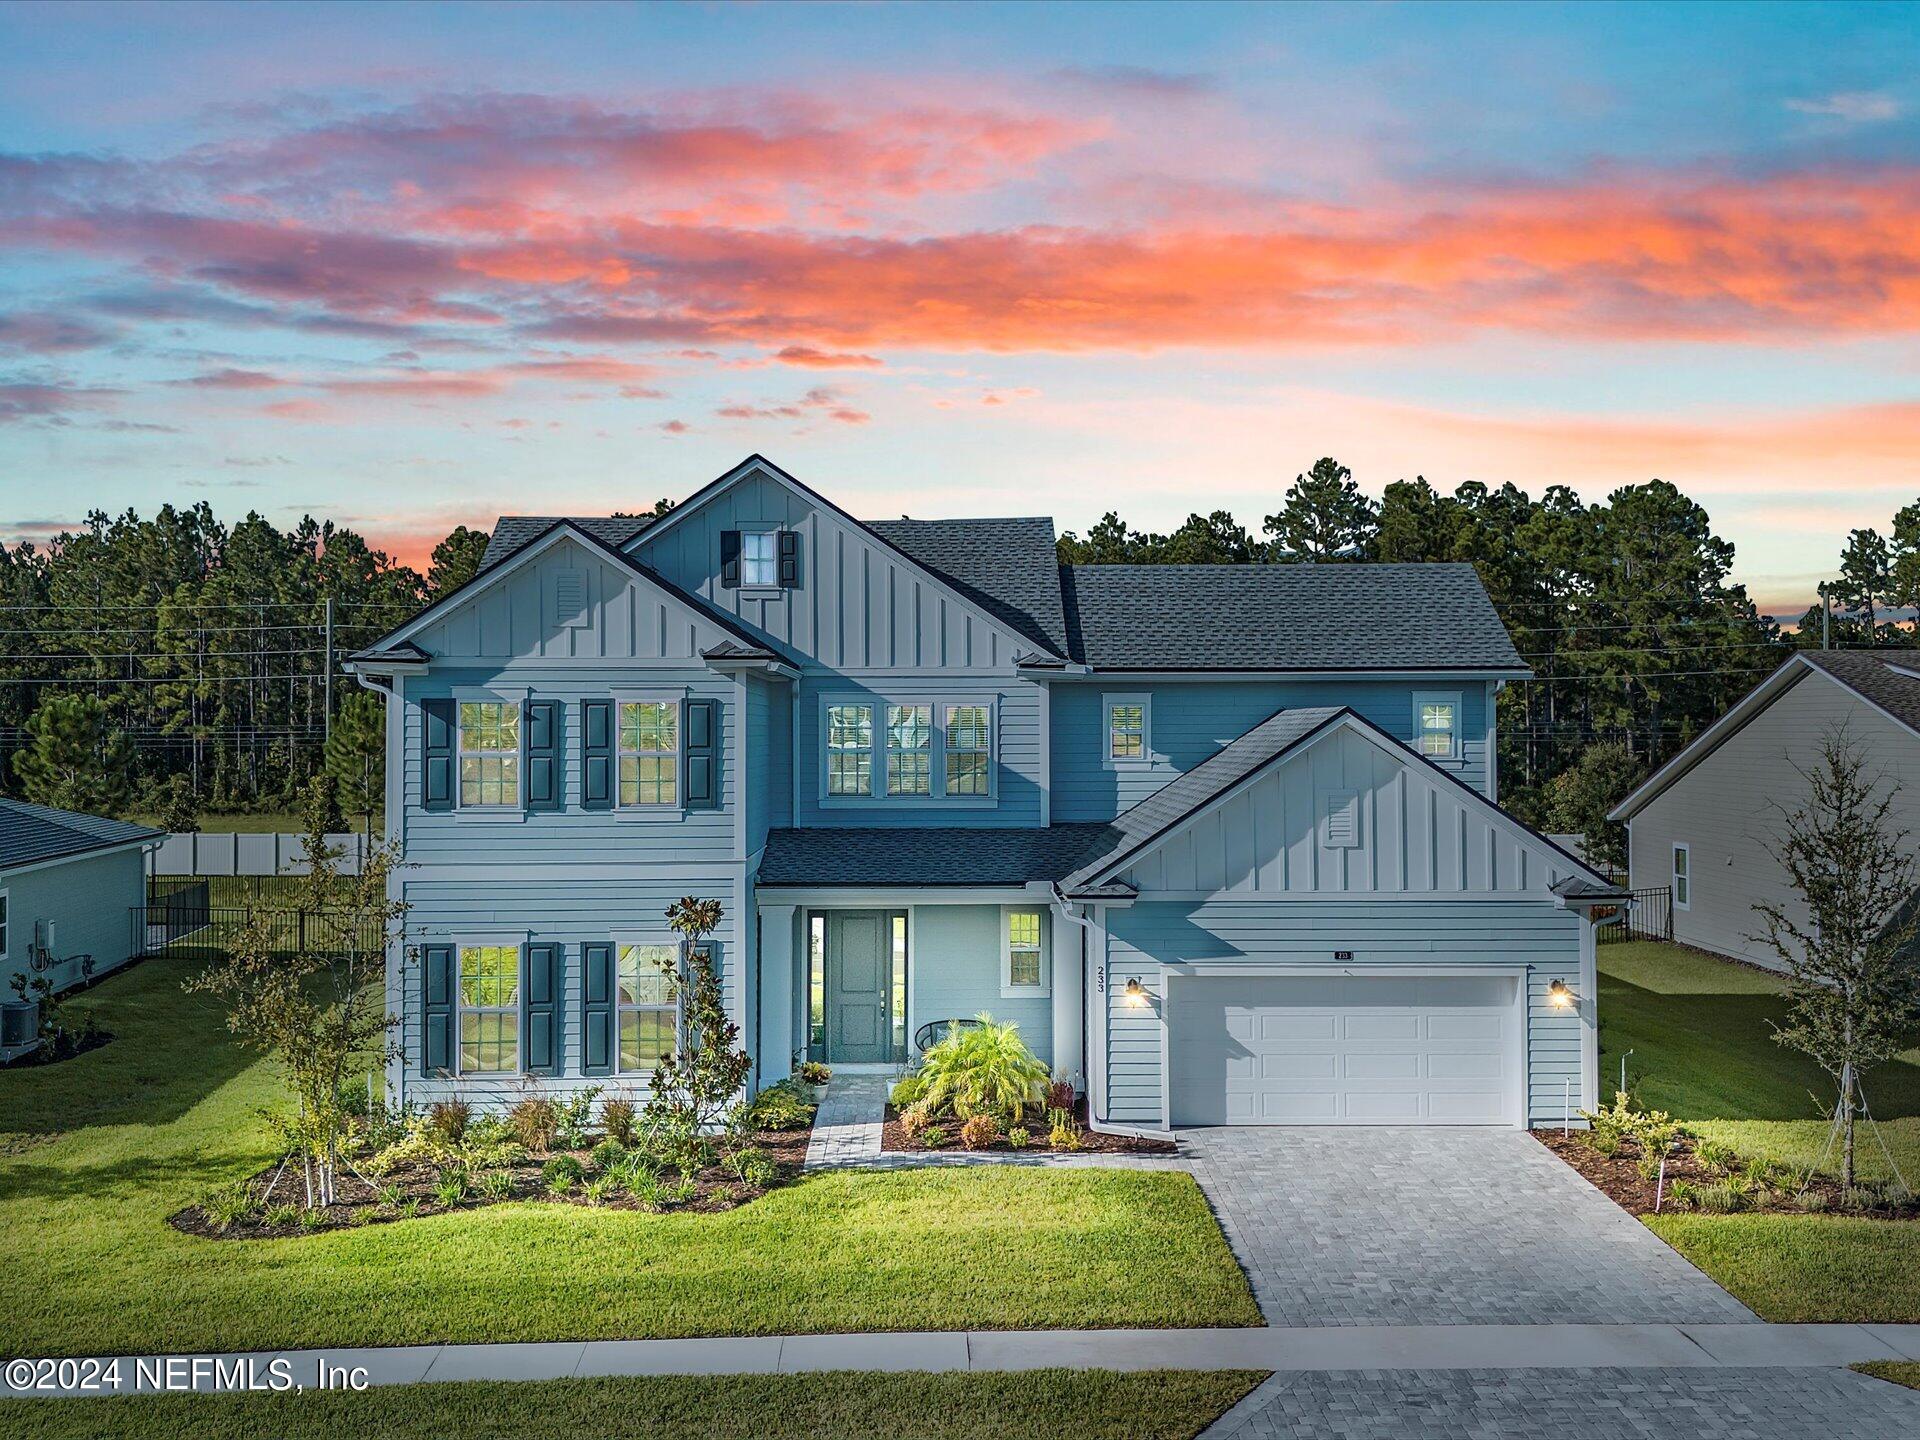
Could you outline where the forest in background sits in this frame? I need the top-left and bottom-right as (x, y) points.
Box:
(1, 460), (1912, 833)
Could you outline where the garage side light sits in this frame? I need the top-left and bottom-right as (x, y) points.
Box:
(1123, 978), (1148, 1006)
(1547, 979), (1573, 1008)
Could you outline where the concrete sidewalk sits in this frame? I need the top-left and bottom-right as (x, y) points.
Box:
(15, 1323), (1920, 1398)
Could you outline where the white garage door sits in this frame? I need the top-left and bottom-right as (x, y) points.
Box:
(1167, 973), (1520, 1126)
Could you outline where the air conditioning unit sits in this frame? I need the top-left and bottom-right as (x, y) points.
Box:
(0, 998), (41, 1063)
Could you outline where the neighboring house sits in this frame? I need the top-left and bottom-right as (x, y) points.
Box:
(345, 455), (1618, 1133)
(0, 798), (162, 999)
(1609, 650), (1920, 971)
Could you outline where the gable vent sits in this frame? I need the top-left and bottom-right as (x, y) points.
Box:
(1322, 791), (1361, 849)
(549, 568), (588, 629)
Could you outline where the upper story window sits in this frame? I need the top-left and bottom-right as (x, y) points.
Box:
(827, 703), (875, 796)
(945, 704), (992, 797)
(458, 702), (520, 808)
(457, 943), (520, 1074)
(886, 704), (932, 796)
(616, 941), (679, 1073)
(1672, 844), (1690, 910)
(1412, 692), (1461, 762)
(618, 700), (679, 807)
(1002, 908), (1047, 996)
(722, 528), (797, 590)
(739, 531), (779, 587)
(821, 696), (995, 803)
(1104, 693), (1150, 767)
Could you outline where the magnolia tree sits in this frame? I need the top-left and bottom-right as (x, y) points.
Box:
(189, 776), (408, 1207)
(647, 897), (750, 1141)
(1752, 727), (1920, 1189)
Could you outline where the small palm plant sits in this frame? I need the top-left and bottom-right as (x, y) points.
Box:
(915, 1014), (1049, 1122)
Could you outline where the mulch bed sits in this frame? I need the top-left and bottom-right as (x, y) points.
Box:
(2, 1029), (112, 1069)
(880, 1100), (1175, 1156)
(170, 1127), (812, 1241)
(1533, 1128), (1919, 1220)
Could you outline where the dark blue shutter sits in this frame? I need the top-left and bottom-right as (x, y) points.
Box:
(581, 699), (613, 811)
(581, 941), (614, 1076)
(525, 699), (560, 812)
(720, 530), (741, 589)
(421, 699), (454, 812)
(777, 530), (799, 587)
(523, 943), (559, 1075)
(422, 943), (453, 1074)
(683, 698), (718, 810)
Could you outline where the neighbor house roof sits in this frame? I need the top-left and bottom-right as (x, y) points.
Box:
(1610, 649), (1920, 822)
(1061, 561), (1525, 672)
(756, 824), (1114, 888)
(0, 798), (161, 872)
(479, 515), (653, 571)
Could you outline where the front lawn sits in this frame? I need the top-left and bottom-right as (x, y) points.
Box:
(1854, 1362), (1920, 1392)
(0, 1370), (1267, 1440)
(1596, 940), (1920, 1321)
(0, 955), (1259, 1356)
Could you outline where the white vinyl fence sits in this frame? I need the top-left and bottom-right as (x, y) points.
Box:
(147, 831), (366, 878)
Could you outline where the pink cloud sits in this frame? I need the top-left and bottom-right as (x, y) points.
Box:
(774, 345), (883, 368)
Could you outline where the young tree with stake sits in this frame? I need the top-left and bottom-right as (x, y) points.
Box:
(1752, 727), (1920, 1189)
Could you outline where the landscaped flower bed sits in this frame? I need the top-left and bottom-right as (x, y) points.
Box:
(880, 1099), (1174, 1156)
(173, 1081), (816, 1239)
(1536, 1094), (1919, 1219)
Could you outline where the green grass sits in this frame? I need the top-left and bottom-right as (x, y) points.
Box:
(1853, 1361), (1920, 1392)
(1597, 941), (1920, 1322)
(0, 1370), (1265, 1440)
(0, 954), (1259, 1356)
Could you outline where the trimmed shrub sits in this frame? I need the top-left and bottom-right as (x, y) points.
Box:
(590, 1139), (628, 1173)
(898, 1101), (933, 1139)
(1006, 1126), (1032, 1150)
(890, 1072), (927, 1111)
(920, 1125), (948, 1149)
(960, 1114), (1001, 1150)
(541, 1154), (585, 1196)
(743, 1080), (815, 1132)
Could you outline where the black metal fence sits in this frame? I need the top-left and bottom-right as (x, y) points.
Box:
(131, 902), (387, 959)
(1596, 886), (1674, 944)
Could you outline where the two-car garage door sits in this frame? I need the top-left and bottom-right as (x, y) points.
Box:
(1167, 973), (1520, 1126)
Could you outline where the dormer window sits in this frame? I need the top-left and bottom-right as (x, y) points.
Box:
(1413, 692), (1461, 762)
(721, 528), (798, 590)
(739, 531), (778, 587)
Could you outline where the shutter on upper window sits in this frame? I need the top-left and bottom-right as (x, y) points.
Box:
(525, 700), (560, 812)
(523, 943), (559, 1075)
(421, 699), (454, 812)
(580, 699), (613, 811)
(422, 943), (454, 1074)
(720, 530), (741, 589)
(777, 530), (799, 587)
(683, 697), (718, 809)
(581, 942), (614, 1077)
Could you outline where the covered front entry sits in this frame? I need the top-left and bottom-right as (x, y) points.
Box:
(809, 909), (907, 1065)
(1166, 973), (1522, 1126)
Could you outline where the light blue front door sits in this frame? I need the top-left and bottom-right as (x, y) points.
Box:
(825, 910), (890, 1064)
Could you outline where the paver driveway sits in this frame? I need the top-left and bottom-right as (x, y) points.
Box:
(1182, 1127), (1755, 1326)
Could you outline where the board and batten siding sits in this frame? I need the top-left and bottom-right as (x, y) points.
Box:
(632, 468), (1037, 670)
(909, 903), (1054, 1068)
(1101, 901), (1585, 1128)
(1051, 679), (1494, 822)
(1, 846), (148, 996)
(1629, 667), (1920, 970)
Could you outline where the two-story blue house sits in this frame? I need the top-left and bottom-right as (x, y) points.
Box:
(345, 455), (1615, 1134)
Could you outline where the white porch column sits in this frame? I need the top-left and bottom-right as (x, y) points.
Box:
(1050, 905), (1085, 1090)
(758, 904), (797, 1084)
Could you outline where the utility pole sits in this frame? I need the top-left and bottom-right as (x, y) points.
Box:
(1820, 583), (1831, 650)
(323, 596), (334, 741)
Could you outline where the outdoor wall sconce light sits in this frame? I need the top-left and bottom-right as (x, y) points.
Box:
(1548, 979), (1574, 1008)
(1123, 978), (1148, 1005)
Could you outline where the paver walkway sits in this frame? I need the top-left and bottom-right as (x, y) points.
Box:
(1182, 1127), (1756, 1326)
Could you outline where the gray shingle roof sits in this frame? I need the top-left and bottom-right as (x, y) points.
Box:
(757, 824), (1114, 888)
(1062, 561), (1524, 671)
(867, 517), (1069, 658)
(1800, 650), (1920, 732)
(479, 516), (653, 571)
(1062, 707), (1346, 891)
(0, 798), (160, 872)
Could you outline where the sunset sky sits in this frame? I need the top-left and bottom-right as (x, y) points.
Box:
(3, 1), (1919, 611)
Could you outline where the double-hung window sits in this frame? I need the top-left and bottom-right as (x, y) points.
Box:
(1672, 844), (1690, 910)
(1412, 692), (1461, 761)
(458, 702), (520, 807)
(618, 700), (678, 807)
(1002, 908), (1046, 996)
(827, 703), (874, 796)
(457, 943), (520, 1074)
(944, 704), (992, 796)
(616, 941), (679, 1073)
(740, 531), (779, 587)
(1105, 694), (1149, 766)
(886, 704), (932, 796)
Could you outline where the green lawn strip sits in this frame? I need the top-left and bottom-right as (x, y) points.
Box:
(1646, 1214), (1920, 1323)
(1853, 1362), (1920, 1392)
(1689, 1117), (1920, 1185)
(0, 956), (1260, 1356)
(0, 1370), (1268, 1440)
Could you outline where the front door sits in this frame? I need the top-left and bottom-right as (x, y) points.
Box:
(825, 910), (889, 1063)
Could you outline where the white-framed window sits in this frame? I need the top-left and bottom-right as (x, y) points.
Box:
(740, 530), (780, 587)
(1672, 843), (1690, 910)
(617, 698), (679, 807)
(1412, 691), (1461, 762)
(615, 939), (680, 1074)
(945, 703), (992, 797)
(457, 942), (521, 1075)
(886, 704), (932, 796)
(1104, 693), (1150, 767)
(1001, 907), (1048, 997)
(826, 702), (875, 796)
(457, 701), (521, 808)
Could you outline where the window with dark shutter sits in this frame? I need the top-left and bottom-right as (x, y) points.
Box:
(581, 699), (613, 810)
(421, 699), (454, 812)
(683, 697), (718, 809)
(720, 530), (741, 589)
